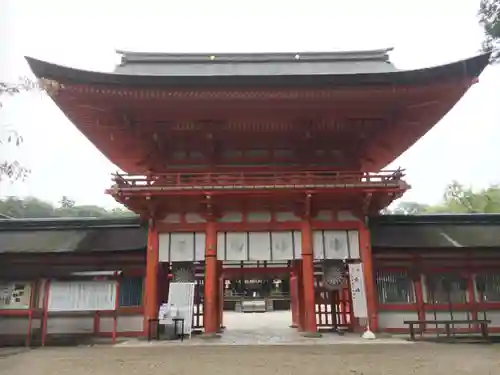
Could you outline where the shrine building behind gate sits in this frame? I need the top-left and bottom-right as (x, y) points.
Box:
(1, 214), (500, 344)
(7, 48), (493, 341)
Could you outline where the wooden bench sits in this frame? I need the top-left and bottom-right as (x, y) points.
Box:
(403, 319), (491, 341)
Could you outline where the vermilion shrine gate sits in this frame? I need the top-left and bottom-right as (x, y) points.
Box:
(22, 48), (491, 339)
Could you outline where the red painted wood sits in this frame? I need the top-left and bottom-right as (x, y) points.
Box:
(301, 220), (318, 334)
(143, 223), (159, 336)
(41, 280), (50, 347)
(290, 274), (298, 328)
(204, 221), (218, 335)
(112, 271), (119, 344)
(360, 227), (378, 332)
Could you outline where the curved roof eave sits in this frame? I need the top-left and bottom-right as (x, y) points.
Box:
(25, 53), (491, 88)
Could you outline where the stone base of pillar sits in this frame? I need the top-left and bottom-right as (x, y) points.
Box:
(362, 326), (376, 340)
(300, 331), (323, 338)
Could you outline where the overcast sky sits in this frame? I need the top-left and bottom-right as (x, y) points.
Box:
(0, 0), (499, 209)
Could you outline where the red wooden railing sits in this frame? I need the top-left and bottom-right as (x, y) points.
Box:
(107, 169), (406, 193)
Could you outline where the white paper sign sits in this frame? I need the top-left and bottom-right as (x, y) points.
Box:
(48, 281), (117, 311)
(158, 303), (170, 324)
(348, 263), (368, 318)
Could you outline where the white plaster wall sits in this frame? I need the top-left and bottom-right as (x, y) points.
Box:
(0, 315), (144, 336)
(337, 210), (360, 221)
(485, 310), (500, 327)
(275, 212), (300, 222)
(0, 317), (41, 335)
(424, 311), (471, 329)
(100, 315), (143, 333)
(247, 211), (271, 222)
(218, 212), (243, 222)
(46, 316), (94, 334)
(185, 213), (206, 223)
(314, 210), (332, 221)
(163, 214), (181, 223)
(378, 311), (419, 329)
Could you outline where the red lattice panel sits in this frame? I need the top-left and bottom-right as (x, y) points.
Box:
(314, 277), (354, 331)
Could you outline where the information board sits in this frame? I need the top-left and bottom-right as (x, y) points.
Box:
(167, 282), (195, 336)
(0, 282), (31, 309)
(48, 281), (117, 312)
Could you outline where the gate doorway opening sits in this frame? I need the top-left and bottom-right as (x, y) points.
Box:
(222, 262), (292, 331)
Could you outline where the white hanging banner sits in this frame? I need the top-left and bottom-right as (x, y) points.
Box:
(48, 281), (117, 311)
(348, 263), (368, 318)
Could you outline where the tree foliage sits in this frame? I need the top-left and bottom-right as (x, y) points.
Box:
(479, 0), (500, 61)
(387, 181), (500, 214)
(0, 78), (60, 183)
(0, 79), (38, 182)
(0, 196), (136, 219)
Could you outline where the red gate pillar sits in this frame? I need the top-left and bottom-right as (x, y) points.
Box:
(359, 225), (378, 332)
(289, 265), (299, 328)
(300, 219), (321, 337)
(143, 220), (159, 336)
(218, 260), (225, 332)
(203, 221), (220, 338)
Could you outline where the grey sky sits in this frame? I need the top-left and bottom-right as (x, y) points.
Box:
(0, 0), (499, 209)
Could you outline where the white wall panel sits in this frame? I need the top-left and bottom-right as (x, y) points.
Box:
(249, 232), (271, 260)
(271, 232), (296, 260)
(218, 231), (302, 261)
(313, 230), (360, 260)
(159, 232), (206, 262)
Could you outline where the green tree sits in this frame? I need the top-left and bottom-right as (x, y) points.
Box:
(59, 196), (76, 209)
(0, 196), (136, 219)
(386, 182), (500, 215)
(479, 0), (500, 60)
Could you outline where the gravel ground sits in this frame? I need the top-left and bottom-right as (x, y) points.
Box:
(1, 343), (500, 375)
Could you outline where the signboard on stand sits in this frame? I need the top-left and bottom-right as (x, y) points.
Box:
(348, 263), (368, 318)
(167, 282), (195, 337)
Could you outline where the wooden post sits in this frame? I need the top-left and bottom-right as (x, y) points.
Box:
(300, 219), (321, 337)
(218, 261), (225, 331)
(41, 279), (51, 347)
(203, 221), (220, 337)
(112, 272), (120, 343)
(359, 226), (378, 332)
(143, 220), (159, 336)
(26, 280), (38, 347)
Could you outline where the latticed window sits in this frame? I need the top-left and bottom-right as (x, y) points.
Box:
(118, 277), (143, 307)
(424, 274), (468, 304)
(475, 273), (500, 302)
(376, 270), (416, 304)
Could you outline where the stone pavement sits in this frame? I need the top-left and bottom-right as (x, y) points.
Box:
(116, 311), (409, 347)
